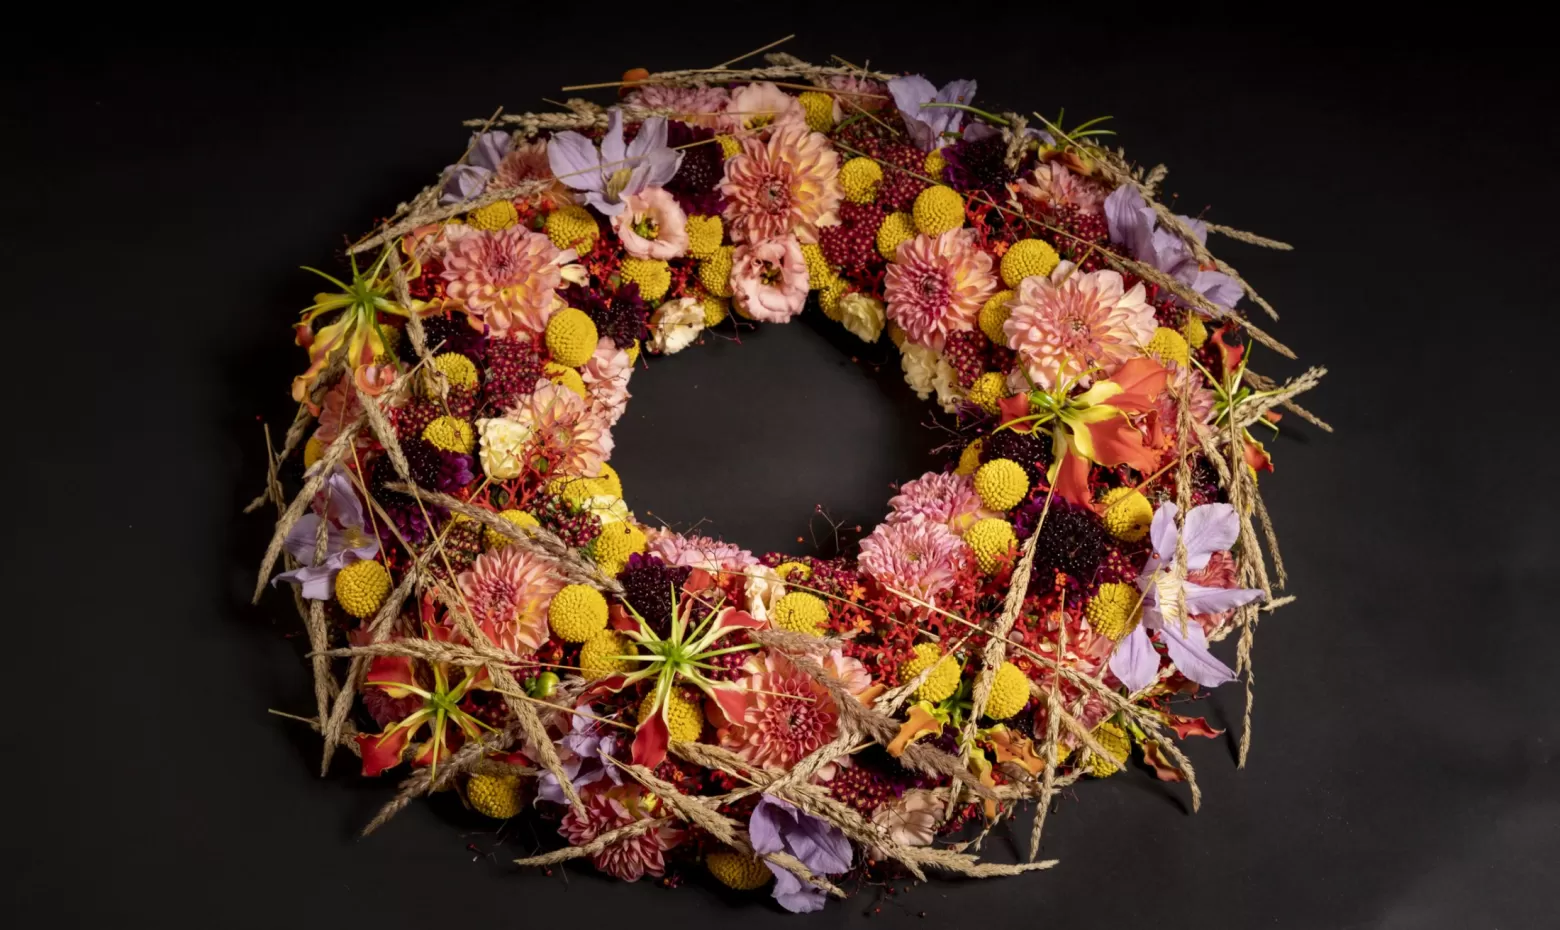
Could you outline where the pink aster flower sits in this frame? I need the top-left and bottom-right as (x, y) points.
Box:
(510, 378), (612, 478)
(1013, 161), (1108, 215)
(1003, 260), (1156, 390)
(626, 84), (730, 128)
(644, 528), (758, 576)
(711, 651), (842, 770)
(610, 186), (689, 260)
(720, 124), (841, 244)
(886, 471), (994, 536)
(559, 787), (685, 882)
(457, 546), (562, 654)
(720, 81), (806, 135)
(883, 229), (998, 352)
(730, 235), (809, 322)
(438, 226), (576, 338)
(858, 517), (971, 601)
(488, 137), (570, 202)
(582, 337), (633, 428)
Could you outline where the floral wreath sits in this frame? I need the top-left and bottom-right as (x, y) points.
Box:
(252, 49), (1328, 913)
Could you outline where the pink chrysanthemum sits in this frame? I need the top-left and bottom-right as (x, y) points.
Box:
(1154, 365), (1218, 442)
(857, 517), (971, 601)
(510, 378), (613, 478)
(489, 138), (570, 202)
(610, 186), (689, 260)
(439, 226), (576, 338)
(720, 123), (841, 244)
(883, 229), (998, 352)
(1013, 162), (1108, 215)
(1003, 261), (1156, 390)
(457, 546), (562, 653)
(730, 235), (809, 322)
(712, 651), (842, 770)
(626, 84), (731, 128)
(886, 471), (994, 536)
(644, 529), (757, 576)
(582, 337), (633, 427)
(559, 788), (685, 882)
(720, 81), (806, 135)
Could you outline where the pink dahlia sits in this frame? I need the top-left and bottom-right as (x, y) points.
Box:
(1013, 162), (1107, 215)
(489, 138), (569, 202)
(610, 186), (689, 260)
(559, 787), (684, 882)
(626, 84), (731, 128)
(712, 651), (842, 770)
(886, 471), (994, 536)
(857, 517), (971, 601)
(582, 337), (633, 428)
(730, 235), (809, 322)
(439, 226), (576, 338)
(510, 378), (612, 478)
(457, 546), (562, 653)
(644, 528), (757, 576)
(883, 229), (998, 352)
(1003, 261), (1156, 390)
(720, 81), (806, 135)
(720, 124), (841, 244)
(826, 75), (890, 112)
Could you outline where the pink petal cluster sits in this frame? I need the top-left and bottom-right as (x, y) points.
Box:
(457, 547), (562, 653)
(858, 517), (971, 601)
(1002, 261), (1156, 390)
(559, 788), (685, 882)
(712, 651), (842, 770)
(439, 226), (576, 338)
(825, 75), (890, 112)
(720, 123), (841, 244)
(489, 138), (570, 202)
(510, 378), (613, 478)
(582, 337), (633, 427)
(610, 187), (689, 260)
(644, 529), (758, 576)
(886, 471), (994, 536)
(730, 235), (809, 322)
(626, 84), (731, 128)
(883, 229), (998, 352)
(1013, 162), (1107, 215)
(720, 81), (806, 135)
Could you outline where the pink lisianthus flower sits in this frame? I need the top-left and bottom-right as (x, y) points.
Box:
(886, 470), (995, 536)
(858, 516), (971, 602)
(610, 186), (689, 260)
(720, 81), (806, 135)
(883, 229), (998, 352)
(582, 337), (633, 427)
(1003, 260), (1156, 390)
(559, 786), (685, 882)
(730, 235), (809, 323)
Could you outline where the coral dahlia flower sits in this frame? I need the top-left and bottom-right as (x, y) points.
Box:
(1003, 261), (1156, 390)
(438, 225), (576, 338)
(711, 651), (843, 770)
(883, 229), (998, 352)
(457, 547), (562, 653)
(509, 378), (612, 478)
(720, 123), (841, 244)
(730, 235), (809, 322)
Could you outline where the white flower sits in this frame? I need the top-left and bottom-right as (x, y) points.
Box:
(870, 788), (942, 854)
(647, 296), (706, 355)
(743, 565), (786, 621)
(584, 494), (632, 526)
(900, 343), (939, 400)
(931, 357), (964, 414)
(836, 292), (885, 343)
(476, 416), (531, 480)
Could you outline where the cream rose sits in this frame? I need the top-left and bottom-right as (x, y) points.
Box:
(836, 291), (885, 343)
(647, 297), (706, 355)
(476, 416), (531, 480)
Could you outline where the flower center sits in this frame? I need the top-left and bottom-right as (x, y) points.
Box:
(606, 165), (635, 201)
(632, 215), (660, 240)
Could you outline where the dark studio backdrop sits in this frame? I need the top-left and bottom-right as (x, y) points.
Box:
(4, 20), (1556, 930)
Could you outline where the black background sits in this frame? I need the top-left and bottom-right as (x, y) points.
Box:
(6, 21), (1558, 930)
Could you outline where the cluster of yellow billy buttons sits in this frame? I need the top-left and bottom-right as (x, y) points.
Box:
(897, 643), (1030, 720)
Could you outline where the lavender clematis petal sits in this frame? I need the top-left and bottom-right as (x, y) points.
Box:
(1142, 502), (1181, 575)
(469, 130), (511, 172)
(439, 164), (492, 205)
(1189, 269), (1242, 309)
(547, 131), (605, 193)
(767, 868), (826, 913)
(931, 79), (977, 135)
(1104, 185), (1157, 261)
(281, 513), (324, 563)
(1174, 213), (1210, 246)
(1182, 581), (1264, 616)
(598, 109), (627, 173)
(1110, 625), (1160, 693)
(962, 122), (1001, 142)
(627, 116), (667, 160)
(1157, 619), (1238, 688)
(750, 794), (851, 912)
(1181, 503), (1239, 568)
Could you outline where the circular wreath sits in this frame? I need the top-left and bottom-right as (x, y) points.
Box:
(254, 51), (1326, 913)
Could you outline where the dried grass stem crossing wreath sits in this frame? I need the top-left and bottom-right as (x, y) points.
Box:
(253, 44), (1325, 913)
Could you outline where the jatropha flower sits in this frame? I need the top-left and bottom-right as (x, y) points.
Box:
(437, 225), (578, 339)
(720, 123), (842, 244)
(292, 245), (428, 402)
(547, 109), (682, 217)
(355, 628), (497, 778)
(509, 378), (613, 479)
(887, 74), (978, 151)
(730, 235), (809, 322)
(1003, 260), (1157, 391)
(457, 546), (563, 654)
(559, 786), (685, 882)
(749, 795), (853, 913)
(1110, 503), (1264, 693)
(710, 651), (843, 771)
(610, 186), (689, 260)
(858, 517), (971, 601)
(886, 470), (994, 536)
(272, 467), (379, 599)
(884, 229), (998, 352)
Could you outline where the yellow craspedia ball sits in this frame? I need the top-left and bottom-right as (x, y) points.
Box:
(955, 439), (984, 476)
(466, 774), (523, 819)
(966, 372), (1007, 414)
(912, 185), (965, 236)
(900, 642), (960, 703)
(800, 242), (836, 290)
(303, 436), (325, 469)
(422, 416), (475, 454)
(1145, 326), (1189, 368)
(579, 629), (635, 680)
(974, 458), (1029, 511)
(876, 211), (916, 261)
(686, 214), (723, 258)
(699, 245), (735, 297)
(1000, 238), (1061, 287)
(544, 307), (599, 368)
(640, 688), (704, 743)
(485, 509), (538, 549)
(838, 157), (884, 205)
(1183, 314), (1209, 349)
(964, 518), (1017, 574)
(1086, 721), (1132, 777)
(620, 258), (670, 303)
(978, 289), (1014, 344)
(596, 462), (623, 498)
(818, 277), (849, 320)
(549, 584), (609, 642)
(590, 521), (647, 577)
(334, 559), (391, 619)
(1098, 487), (1154, 542)
(545, 475), (597, 510)
(700, 293), (729, 326)
(983, 662), (1031, 720)
(1086, 582), (1143, 641)
(431, 352), (479, 390)
(707, 850), (772, 890)
(923, 147), (948, 179)
(715, 134), (741, 159)
(466, 199), (518, 231)
(544, 204), (598, 252)
(770, 591), (828, 637)
(544, 362), (587, 399)
(798, 91), (836, 133)
(774, 561), (813, 581)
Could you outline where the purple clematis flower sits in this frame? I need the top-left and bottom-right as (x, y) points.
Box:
(546, 109), (682, 217)
(1110, 503), (1264, 693)
(536, 708), (625, 804)
(749, 795), (853, 913)
(888, 75), (978, 151)
(1104, 185), (1243, 310)
(272, 467), (379, 600)
(439, 130), (513, 205)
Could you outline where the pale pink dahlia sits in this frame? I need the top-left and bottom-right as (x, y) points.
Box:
(730, 235), (809, 322)
(1003, 261), (1156, 390)
(559, 787), (685, 882)
(883, 229), (998, 352)
(712, 651), (842, 770)
(509, 378), (612, 478)
(857, 517), (971, 601)
(720, 81), (806, 135)
(1013, 162), (1107, 215)
(720, 124), (841, 244)
(582, 337), (633, 427)
(439, 226), (576, 338)
(489, 138), (570, 202)
(886, 471), (994, 536)
(644, 528), (758, 576)
(626, 84), (731, 128)
(610, 186), (689, 260)
(457, 547), (562, 653)
(826, 75), (890, 112)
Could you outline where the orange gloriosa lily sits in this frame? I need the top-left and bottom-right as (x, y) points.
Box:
(354, 626), (497, 778)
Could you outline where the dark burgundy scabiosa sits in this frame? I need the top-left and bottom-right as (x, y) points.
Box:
(562, 282), (647, 350)
(942, 329), (988, 388)
(819, 201), (883, 274)
(1016, 498), (1109, 583)
(402, 436), (473, 493)
(664, 120), (725, 216)
(981, 427), (1053, 489)
(1188, 455), (1225, 507)
(618, 552), (691, 636)
(369, 455), (438, 546)
(875, 142), (930, 211)
(402, 313), (487, 364)
(483, 335), (545, 411)
(943, 134), (1015, 197)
